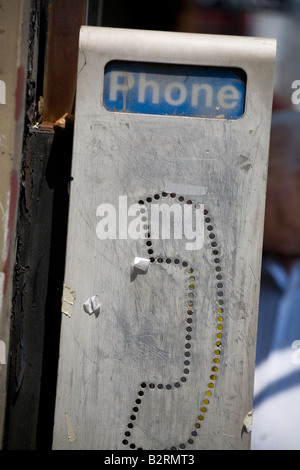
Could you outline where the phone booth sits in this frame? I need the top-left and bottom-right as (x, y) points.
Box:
(52, 27), (276, 450)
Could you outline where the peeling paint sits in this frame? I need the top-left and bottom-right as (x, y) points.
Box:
(0, 271), (4, 316)
(1, 191), (10, 265)
(0, 79), (6, 104)
(3, 170), (19, 295)
(0, 340), (5, 365)
(61, 284), (76, 317)
(65, 412), (76, 443)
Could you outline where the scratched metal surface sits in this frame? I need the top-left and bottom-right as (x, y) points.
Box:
(52, 27), (276, 450)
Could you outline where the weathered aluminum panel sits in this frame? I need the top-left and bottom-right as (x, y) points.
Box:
(52, 27), (276, 450)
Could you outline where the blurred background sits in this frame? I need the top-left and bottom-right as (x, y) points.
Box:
(88, 0), (300, 111)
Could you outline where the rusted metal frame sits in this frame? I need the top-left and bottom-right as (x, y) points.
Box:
(41, 0), (86, 127)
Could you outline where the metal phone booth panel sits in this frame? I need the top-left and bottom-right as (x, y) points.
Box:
(52, 27), (276, 450)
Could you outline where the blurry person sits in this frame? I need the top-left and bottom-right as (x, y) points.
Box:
(251, 109), (300, 450)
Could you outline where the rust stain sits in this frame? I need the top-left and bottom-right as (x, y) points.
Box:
(42, 0), (85, 123)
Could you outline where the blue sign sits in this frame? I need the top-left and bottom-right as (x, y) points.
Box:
(103, 61), (246, 119)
